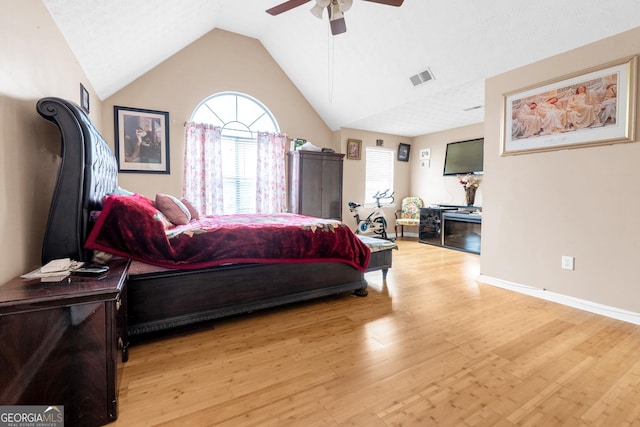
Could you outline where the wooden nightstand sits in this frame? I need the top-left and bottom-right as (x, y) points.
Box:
(0, 258), (129, 426)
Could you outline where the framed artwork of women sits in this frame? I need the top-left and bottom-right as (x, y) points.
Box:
(501, 55), (637, 155)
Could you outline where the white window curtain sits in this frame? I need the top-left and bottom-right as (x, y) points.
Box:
(256, 131), (287, 213)
(183, 122), (224, 215)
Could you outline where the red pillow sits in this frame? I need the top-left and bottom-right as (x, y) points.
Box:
(181, 198), (200, 221)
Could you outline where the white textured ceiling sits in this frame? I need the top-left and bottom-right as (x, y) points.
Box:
(42, 0), (640, 137)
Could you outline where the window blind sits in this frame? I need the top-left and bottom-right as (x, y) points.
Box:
(222, 136), (257, 214)
(364, 147), (394, 206)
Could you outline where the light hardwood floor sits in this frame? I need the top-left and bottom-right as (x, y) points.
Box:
(111, 240), (640, 426)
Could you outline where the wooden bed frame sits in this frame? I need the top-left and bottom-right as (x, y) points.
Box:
(37, 97), (393, 337)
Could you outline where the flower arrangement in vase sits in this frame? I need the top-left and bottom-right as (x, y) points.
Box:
(458, 173), (481, 206)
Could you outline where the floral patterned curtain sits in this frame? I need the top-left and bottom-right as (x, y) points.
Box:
(256, 131), (287, 213)
(182, 122), (224, 215)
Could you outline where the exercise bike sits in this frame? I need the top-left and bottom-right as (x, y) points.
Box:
(348, 189), (395, 240)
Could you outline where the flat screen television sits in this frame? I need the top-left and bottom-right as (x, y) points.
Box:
(443, 138), (484, 176)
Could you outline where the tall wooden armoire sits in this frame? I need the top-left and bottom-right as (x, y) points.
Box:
(287, 150), (344, 220)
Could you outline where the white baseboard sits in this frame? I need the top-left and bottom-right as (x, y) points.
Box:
(478, 275), (640, 326)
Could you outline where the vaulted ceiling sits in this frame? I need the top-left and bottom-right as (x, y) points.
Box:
(42, 0), (640, 137)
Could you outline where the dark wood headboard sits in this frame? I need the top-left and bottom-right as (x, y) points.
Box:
(37, 97), (118, 264)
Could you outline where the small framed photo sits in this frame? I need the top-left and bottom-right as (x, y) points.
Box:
(80, 83), (90, 114)
(114, 106), (170, 174)
(420, 148), (431, 160)
(397, 143), (411, 162)
(346, 138), (362, 160)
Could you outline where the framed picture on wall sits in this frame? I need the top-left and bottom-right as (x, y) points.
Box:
(80, 83), (90, 114)
(114, 106), (170, 173)
(346, 138), (362, 160)
(502, 55), (637, 155)
(397, 143), (411, 162)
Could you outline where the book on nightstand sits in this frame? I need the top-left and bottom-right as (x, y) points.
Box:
(20, 258), (83, 282)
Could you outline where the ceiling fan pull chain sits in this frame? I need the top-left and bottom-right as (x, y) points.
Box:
(327, 29), (334, 103)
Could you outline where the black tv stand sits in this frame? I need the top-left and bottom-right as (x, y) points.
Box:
(419, 206), (481, 254)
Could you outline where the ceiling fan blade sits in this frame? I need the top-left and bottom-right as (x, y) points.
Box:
(362, 0), (404, 6)
(266, 0), (312, 15)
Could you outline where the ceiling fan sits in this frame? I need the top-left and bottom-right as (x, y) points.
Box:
(266, 0), (404, 35)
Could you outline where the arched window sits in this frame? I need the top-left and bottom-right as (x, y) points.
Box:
(191, 91), (279, 133)
(190, 92), (280, 214)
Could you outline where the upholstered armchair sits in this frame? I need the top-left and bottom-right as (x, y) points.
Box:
(394, 197), (424, 237)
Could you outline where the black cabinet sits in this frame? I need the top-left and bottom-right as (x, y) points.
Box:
(419, 207), (482, 254)
(419, 207), (453, 245)
(288, 151), (344, 220)
(443, 212), (482, 254)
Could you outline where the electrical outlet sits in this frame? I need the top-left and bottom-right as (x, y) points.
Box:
(561, 256), (574, 271)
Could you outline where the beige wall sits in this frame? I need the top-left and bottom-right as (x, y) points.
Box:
(103, 29), (334, 199)
(411, 123), (484, 207)
(482, 27), (640, 312)
(336, 128), (412, 227)
(0, 0), (101, 283)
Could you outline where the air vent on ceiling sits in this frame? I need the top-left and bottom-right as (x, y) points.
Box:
(410, 68), (434, 86)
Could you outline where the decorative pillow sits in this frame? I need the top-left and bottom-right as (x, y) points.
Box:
(181, 198), (200, 221)
(155, 194), (191, 225)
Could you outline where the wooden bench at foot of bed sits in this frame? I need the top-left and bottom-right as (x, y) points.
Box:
(358, 234), (397, 280)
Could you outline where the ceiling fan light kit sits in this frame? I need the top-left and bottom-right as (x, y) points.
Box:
(310, 4), (326, 18)
(267, 0), (403, 35)
(330, 20), (347, 35)
(339, 0), (353, 12)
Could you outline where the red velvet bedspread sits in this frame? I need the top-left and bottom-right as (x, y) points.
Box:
(85, 194), (370, 271)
